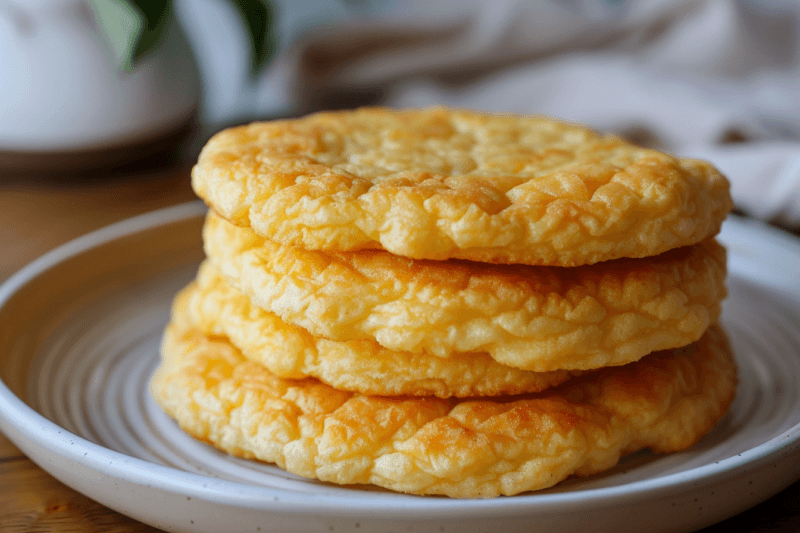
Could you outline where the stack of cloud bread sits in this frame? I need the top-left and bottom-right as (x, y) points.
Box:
(151, 108), (737, 498)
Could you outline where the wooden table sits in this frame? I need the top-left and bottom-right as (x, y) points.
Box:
(0, 158), (798, 531)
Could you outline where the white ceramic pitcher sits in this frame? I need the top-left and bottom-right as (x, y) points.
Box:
(0, 0), (200, 172)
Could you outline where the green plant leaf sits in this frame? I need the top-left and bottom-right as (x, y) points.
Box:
(87, 0), (275, 74)
(86, 0), (146, 71)
(225, 0), (277, 75)
(130, 0), (172, 64)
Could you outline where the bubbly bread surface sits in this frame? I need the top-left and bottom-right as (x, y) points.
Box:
(184, 263), (574, 397)
(151, 319), (737, 498)
(204, 211), (728, 371)
(192, 107), (732, 266)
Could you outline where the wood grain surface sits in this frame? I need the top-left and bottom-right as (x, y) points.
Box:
(0, 157), (798, 532)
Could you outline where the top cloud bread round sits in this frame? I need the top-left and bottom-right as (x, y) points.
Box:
(193, 107), (733, 266)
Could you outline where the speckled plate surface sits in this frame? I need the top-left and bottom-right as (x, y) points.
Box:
(0, 202), (798, 533)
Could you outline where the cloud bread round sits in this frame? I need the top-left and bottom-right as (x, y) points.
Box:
(151, 318), (737, 498)
(204, 211), (728, 371)
(185, 262), (575, 397)
(192, 107), (732, 266)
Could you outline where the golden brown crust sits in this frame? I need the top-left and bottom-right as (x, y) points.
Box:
(184, 263), (575, 397)
(151, 320), (737, 498)
(204, 211), (728, 371)
(192, 107), (732, 266)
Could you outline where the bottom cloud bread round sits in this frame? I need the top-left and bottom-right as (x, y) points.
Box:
(151, 312), (737, 498)
(186, 262), (574, 397)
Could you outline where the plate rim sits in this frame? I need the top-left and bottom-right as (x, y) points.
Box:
(0, 203), (798, 519)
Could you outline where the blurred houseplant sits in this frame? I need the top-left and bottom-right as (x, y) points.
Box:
(86, 0), (276, 74)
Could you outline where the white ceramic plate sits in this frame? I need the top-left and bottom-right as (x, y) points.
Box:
(0, 202), (799, 533)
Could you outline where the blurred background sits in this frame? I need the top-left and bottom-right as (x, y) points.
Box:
(1, 0), (800, 530)
(183, 0), (800, 151)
